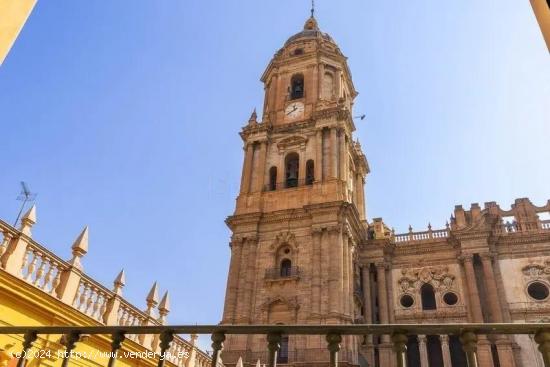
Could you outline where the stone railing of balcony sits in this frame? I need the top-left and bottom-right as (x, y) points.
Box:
(3, 323), (550, 367)
(264, 266), (301, 281)
(0, 214), (211, 367)
(500, 219), (550, 234)
(220, 348), (355, 364)
(393, 223), (450, 245)
(263, 179), (314, 192)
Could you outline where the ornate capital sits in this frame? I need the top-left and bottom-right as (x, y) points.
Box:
(459, 254), (474, 263)
(375, 261), (388, 270)
(327, 225), (341, 234)
(311, 226), (323, 236)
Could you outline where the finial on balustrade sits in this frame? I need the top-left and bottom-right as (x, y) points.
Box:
(145, 281), (159, 316)
(68, 226), (88, 270)
(158, 291), (170, 324)
(236, 356), (244, 367)
(445, 221), (450, 230)
(190, 333), (198, 346)
(19, 204), (37, 236)
(113, 269), (125, 295)
(408, 225), (413, 234)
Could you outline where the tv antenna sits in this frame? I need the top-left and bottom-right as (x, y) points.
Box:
(14, 181), (37, 227)
(354, 114), (366, 120)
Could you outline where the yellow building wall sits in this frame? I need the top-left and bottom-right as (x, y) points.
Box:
(0, 0), (36, 65)
(530, 0), (550, 51)
(0, 271), (160, 367)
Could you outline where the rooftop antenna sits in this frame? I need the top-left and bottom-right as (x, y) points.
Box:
(14, 181), (37, 227)
(354, 114), (366, 120)
(311, 0), (315, 17)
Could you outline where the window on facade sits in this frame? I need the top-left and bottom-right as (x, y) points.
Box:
(305, 160), (314, 185)
(421, 283), (437, 310)
(290, 74), (304, 100)
(443, 292), (458, 306)
(528, 282), (550, 300)
(280, 259), (292, 277)
(285, 153), (299, 188)
(400, 294), (414, 308)
(293, 48), (304, 56)
(269, 166), (277, 191)
(277, 335), (289, 363)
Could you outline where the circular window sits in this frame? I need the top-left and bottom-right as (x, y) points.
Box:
(400, 294), (414, 308)
(528, 282), (550, 301)
(443, 292), (458, 306)
(284, 248), (290, 254)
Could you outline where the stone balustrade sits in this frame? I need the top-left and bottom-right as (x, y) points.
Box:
(393, 224), (450, 245)
(0, 211), (210, 367)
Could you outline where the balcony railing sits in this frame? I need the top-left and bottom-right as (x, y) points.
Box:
(265, 266), (301, 280)
(3, 323), (550, 367)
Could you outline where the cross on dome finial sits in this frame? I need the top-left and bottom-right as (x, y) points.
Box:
(311, 0), (315, 17)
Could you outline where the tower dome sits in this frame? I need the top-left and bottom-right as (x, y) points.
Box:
(284, 16), (335, 46)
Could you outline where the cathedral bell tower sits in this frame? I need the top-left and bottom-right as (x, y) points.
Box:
(221, 14), (370, 366)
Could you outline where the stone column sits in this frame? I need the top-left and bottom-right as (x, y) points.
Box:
(348, 242), (355, 319)
(240, 143), (254, 194)
(311, 228), (322, 316)
(330, 128), (338, 179)
(461, 254), (494, 367)
(328, 226), (343, 315)
(299, 149), (306, 186)
(480, 253), (516, 367)
(315, 129), (323, 182)
(321, 229), (329, 315)
(243, 237), (258, 321)
(361, 266), (374, 366)
(339, 130), (347, 180)
(222, 237), (243, 323)
(342, 230), (350, 316)
(418, 335), (429, 367)
(254, 141), (267, 192)
(356, 174), (366, 220)
(440, 335), (452, 367)
(234, 239), (250, 322)
(375, 260), (392, 367)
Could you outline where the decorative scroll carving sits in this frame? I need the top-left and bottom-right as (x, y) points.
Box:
(276, 135), (308, 152)
(398, 266), (455, 293)
(269, 231), (299, 253)
(522, 260), (550, 281)
(259, 295), (300, 311)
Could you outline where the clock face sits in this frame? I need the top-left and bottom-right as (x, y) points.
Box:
(285, 102), (305, 119)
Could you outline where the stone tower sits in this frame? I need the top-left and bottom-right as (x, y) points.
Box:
(221, 15), (369, 366)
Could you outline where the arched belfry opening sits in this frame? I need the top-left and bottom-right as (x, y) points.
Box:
(285, 153), (299, 188)
(421, 283), (437, 310)
(290, 74), (304, 100)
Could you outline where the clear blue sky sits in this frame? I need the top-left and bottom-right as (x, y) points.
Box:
(0, 0), (548, 338)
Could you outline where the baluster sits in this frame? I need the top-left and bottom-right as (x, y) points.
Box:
(326, 333), (342, 367)
(27, 250), (39, 282)
(99, 292), (108, 322)
(210, 332), (225, 367)
(267, 332), (282, 367)
(391, 331), (408, 367)
(41, 258), (53, 290)
(535, 329), (550, 367)
(118, 308), (127, 326)
(51, 263), (62, 296)
(157, 331), (174, 367)
(459, 331), (479, 367)
(85, 286), (95, 314)
(33, 253), (46, 286)
(79, 283), (89, 310)
(0, 231), (12, 259)
(92, 290), (101, 318)
(60, 331), (81, 367)
(16, 330), (37, 367)
(107, 330), (126, 367)
(21, 246), (32, 279)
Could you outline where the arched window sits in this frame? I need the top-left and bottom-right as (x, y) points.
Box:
(290, 74), (304, 100)
(285, 153), (299, 188)
(269, 166), (277, 191)
(421, 283), (437, 310)
(306, 160), (314, 185)
(280, 259), (292, 277)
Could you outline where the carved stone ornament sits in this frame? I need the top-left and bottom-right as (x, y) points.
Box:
(270, 231), (299, 253)
(276, 135), (308, 152)
(398, 266), (455, 293)
(259, 295), (300, 311)
(522, 260), (550, 281)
